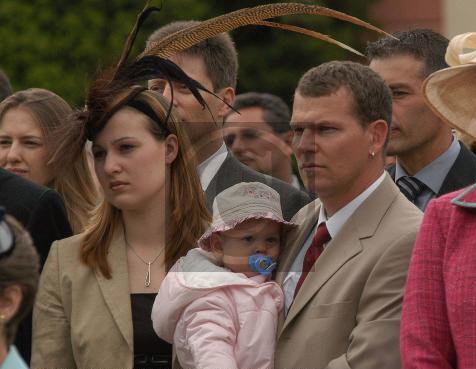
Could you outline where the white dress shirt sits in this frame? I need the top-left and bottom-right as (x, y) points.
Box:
(197, 143), (228, 191)
(283, 172), (386, 314)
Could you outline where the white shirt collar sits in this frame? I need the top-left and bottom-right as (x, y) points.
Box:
(197, 143), (228, 191)
(317, 172), (386, 238)
(291, 174), (301, 190)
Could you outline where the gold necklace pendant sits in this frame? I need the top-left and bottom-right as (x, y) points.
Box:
(124, 231), (164, 289)
(145, 262), (152, 287)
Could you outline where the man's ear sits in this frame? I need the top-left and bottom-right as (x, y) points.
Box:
(279, 131), (294, 148)
(164, 134), (179, 165)
(367, 119), (388, 157)
(0, 285), (22, 323)
(217, 87), (236, 119)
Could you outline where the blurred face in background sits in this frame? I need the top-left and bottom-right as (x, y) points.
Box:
(224, 106), (293, 177)
(0, 107), (53, 185)
(369, 55), (448, 157)
(92, 107), (178, 212)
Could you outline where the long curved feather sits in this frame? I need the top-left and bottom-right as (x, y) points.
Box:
(255, 20), (364, 56)
(141, 3), (392, 59)
(114, 2), (162, 78)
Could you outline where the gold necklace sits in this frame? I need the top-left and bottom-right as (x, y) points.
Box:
(124, 234), (165, 287)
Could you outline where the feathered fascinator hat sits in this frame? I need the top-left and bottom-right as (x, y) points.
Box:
(55, 1), (391, 165)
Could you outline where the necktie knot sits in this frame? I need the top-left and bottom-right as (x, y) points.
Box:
(397, 176), (427, 203)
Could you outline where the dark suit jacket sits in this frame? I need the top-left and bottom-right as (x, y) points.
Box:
(204, 154), (311, 221)
(387, 142), (476, 197)
(0, 168), (72, 362)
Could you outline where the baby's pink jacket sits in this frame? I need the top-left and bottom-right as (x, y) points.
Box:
(152, 248), (283, 369)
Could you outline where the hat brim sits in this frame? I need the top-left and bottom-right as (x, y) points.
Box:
(198, 212), (297, 251)
(423, 63), (476, 140)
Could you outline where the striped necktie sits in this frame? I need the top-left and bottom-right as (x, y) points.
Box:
(396, 176), (427, 203)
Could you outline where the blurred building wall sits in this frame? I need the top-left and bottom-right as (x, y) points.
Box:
(370, 0), (476, 38)
(444, 0), (476, 37)
(370, 0), (443, 33)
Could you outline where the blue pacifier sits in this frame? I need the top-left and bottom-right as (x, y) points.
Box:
(248, 254), (277, 276)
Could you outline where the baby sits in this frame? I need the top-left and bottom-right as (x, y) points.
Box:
(152, 182), (296, 369)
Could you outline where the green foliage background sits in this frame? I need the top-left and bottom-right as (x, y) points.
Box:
(0, 0), (378, 107)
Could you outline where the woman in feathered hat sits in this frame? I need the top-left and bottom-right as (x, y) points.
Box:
(400, 32), (476, 369)
(30, 6), (212, 369)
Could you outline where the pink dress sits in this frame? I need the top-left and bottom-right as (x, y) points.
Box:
(401, 185), (476, 369)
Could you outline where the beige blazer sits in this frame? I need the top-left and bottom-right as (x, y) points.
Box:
(275, 175), (423, 369)
(31, 230), (134, 369)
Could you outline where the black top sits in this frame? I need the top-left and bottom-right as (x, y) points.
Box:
(131, 293), (172, 369)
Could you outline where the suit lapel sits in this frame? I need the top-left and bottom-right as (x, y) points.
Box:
(204, 153), (244, 211)
(278, 175), (400, 337)
(95, 228), (133, 351)
(439, 142), (476, 196)
(279, 222), (362, 336)
(276, 201), (320, 286)
(276, 200), (320, 332)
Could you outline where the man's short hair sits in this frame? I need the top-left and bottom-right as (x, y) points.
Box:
(366, 28), (449, 78)
(147, 20), (238, 91)
(231, 92), (291, 134)
(296, 61), (392, 128)
(0, 69), (12, 101)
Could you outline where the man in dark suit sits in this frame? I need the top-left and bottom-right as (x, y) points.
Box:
(147, 21), (310, 219)
(0, 167), (72, 362)
(367, 29), (476, 211)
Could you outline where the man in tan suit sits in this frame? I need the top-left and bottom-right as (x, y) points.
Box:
(275, 61), (423, 369)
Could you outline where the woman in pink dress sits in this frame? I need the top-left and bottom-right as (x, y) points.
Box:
(401, 32), (476, 369)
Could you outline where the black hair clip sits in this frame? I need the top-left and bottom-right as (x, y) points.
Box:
(0, 207), (15, 259)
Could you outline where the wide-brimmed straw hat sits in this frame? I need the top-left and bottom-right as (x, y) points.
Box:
(198, 182), (297, 251)
(423, 32), (476, 139)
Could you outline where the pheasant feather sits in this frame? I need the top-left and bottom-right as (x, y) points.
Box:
(141, 2), (392, 59)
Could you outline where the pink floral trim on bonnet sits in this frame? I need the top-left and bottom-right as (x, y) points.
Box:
(198, 182), (297, 251)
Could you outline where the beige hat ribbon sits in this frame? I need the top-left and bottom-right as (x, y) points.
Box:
(445, 32), (476, 66)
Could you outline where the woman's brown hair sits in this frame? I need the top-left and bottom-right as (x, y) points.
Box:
(0, 88), (99, 233)
(0, 215), (40, 345)
(79, 87), (210, 278)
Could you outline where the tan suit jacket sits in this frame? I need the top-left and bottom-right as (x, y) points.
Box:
(31, 230), (134, 369)
(275, 175), (422, 369)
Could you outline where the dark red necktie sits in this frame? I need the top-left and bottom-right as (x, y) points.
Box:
(294, 222), (331, 298)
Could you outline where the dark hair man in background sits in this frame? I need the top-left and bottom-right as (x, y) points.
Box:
(147, 21), (310, 220)
(224, 92), (303, 189)
(367, 29), (476, 211)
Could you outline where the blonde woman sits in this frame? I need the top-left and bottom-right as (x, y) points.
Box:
(0, 88), (98, 233)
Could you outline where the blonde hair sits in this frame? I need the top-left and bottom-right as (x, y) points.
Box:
(80, 88), (210, 278)
(0, 88), (98, 233)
